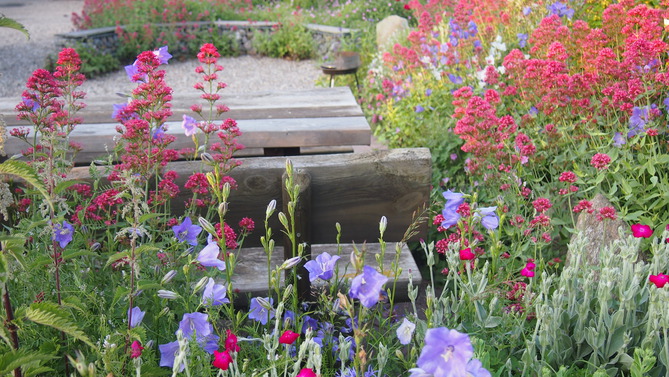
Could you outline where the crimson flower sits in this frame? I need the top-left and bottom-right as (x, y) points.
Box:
(459, 248), (476, 261)
(521, 262), (536, 278)
(225, 329), (240, 352)
(631, 224), (653, 238)
(212, 350), (233, 370)
(649, 274), (669, 288)
(296, 368), (317, 377)
(279, 330), (300, 345)
(130, 340), (144, 359)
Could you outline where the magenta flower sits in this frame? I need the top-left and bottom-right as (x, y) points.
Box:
(182, 114), (198, 137)
(521, 261), (536, 277)
(172, 216), (202, 246)
(631, 224), (653, 238)
(296, 368), (317, 377)
(413, 327), (474, 377)
(304, 252), (340, 282)
(459, 248), (475, 261)
(590, 153), (611, 170)
(212, 350), (232, 370)
(349, 265), (388, 308)
(202, 278), (230, 306)
(649, 274), (669, 288)
(52, 221), (74, 248)
(279, 330), (300, 345)
(128, 306), (145, 328)
(197, 241), (226, 271)
(130, 340), (144, 359)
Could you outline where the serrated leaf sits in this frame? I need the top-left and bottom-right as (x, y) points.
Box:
(25, 302), (94, 348)
(0, 349), (54, 375)
(139, 212), (166, 223)
(0, 15), (29, 39)
(0, 160), (51, 211)
(105, 251), (130, 268)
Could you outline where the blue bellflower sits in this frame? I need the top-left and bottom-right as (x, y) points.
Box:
(476, 206), (499, 230)
(411, 327), (475, 377)
(52, 221), (74, 249)
(249, 297), (275, 325)
(202, 278), (230, 306)
(159, 341), (185, 372)
(547, 1), (574, 19)
(517, 33), (528, 48)
(628, 106), (649, 138)
(172, 217), (202, 246)
(128, 306), (145, 328)
(441, 190), (465, 228)
(348, 265), (388, 308)
(304, 252), (340, 282)
(197, 241), (226, 271)
(396, 318), (416, 345)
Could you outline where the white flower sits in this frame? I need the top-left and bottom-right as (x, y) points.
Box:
(396, 318), (416, 345)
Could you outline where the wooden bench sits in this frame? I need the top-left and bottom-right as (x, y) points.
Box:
(2, 87), (371, 161)
(2, 87), (429, 299)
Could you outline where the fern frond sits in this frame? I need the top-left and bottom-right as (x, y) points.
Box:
(0, 348), (54, 375)
(0, 160), (52, 211)
(25, 302), (94, 348)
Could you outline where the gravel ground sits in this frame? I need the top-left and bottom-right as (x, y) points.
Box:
(0, 0), (322, 101)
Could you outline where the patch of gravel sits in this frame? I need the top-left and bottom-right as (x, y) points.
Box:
(0, 0), (322, 102)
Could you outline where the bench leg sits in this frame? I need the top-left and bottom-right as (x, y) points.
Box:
(329, 75), (335, 88)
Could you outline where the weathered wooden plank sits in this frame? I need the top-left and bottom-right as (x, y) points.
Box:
(231, 242), (422, 302)
(66, 148), (431, 244)
(5, 116), (371, 163)
(0, 87), (364, 125)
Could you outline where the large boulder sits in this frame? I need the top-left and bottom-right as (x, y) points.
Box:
(376, 15), (409, 52)
(568, 193), (627, 266)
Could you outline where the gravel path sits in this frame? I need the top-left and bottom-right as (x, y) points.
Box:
(0, 0), (322, 102)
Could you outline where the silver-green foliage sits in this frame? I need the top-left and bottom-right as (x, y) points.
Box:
(523, 230), (669, 375)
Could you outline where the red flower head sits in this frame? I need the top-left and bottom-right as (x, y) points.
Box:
(649, 274), (669, 288)
(590, 153), (611, 170)
(459, 248), (476, 261)
(225, 329), (240, 352)
(212, 350), (233, 370)
(631, 224), (653, 238)
(130, 340), (144, 359)
(296, 368), (317, 377)
(279, 330), (300, 345)
(521, 261), (536, 278)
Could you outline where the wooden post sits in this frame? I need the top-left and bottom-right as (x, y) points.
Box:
(282, 169), (312, 302)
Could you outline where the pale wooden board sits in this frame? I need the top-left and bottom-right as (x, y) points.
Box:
(0, 87), (364, 125)
(67, 148), (432, 244)
(5, 116), (371, 163)
(230, 242), (422, 302)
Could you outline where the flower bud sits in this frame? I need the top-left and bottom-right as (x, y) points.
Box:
(266, 199), (277, 219)
(157, 290), (180, 300)
(198, 217), (216, 235)
(255, 296), (273, 310)
(161, 270), (177, 285)
(193, 276), (209, 293)
(280, 256), (301, 270)
(379, 216), (387, 236)
(201, 152), (214, 162)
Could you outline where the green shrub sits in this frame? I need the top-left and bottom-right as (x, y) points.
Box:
(252, 23), (315, 60)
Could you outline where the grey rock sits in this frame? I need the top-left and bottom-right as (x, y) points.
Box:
(376, 15), (409, 51)
(569, 193), (627, 266)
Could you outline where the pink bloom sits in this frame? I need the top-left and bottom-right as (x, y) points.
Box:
(596, 207), (617, 221)
(521, 261), (536, 277)
(130, 340), (144, 359)
(296, 368), (317, 377)
(558, 171), (577, 183)
(590, 153), (611, 170)
(212, 350), (233, 370)
(459, 248), (476, 261)
(649, 274), (669, 288)
(225, 330), (240, 352)
(279, 330), (300, 345)
(532, 198), (552, 213)
(631, 224), (653, 238)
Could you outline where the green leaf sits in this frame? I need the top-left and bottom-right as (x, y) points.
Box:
(139, 212), (166, 223)
(62, 249), (99, 261)
(105, 251), (130, 268)
(0, 348), (54, 375)
(25, 302), (94, 348)
(53, 180), (84, 196)
(0, 160), (51, 211)
(0, 15), (29, 39)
